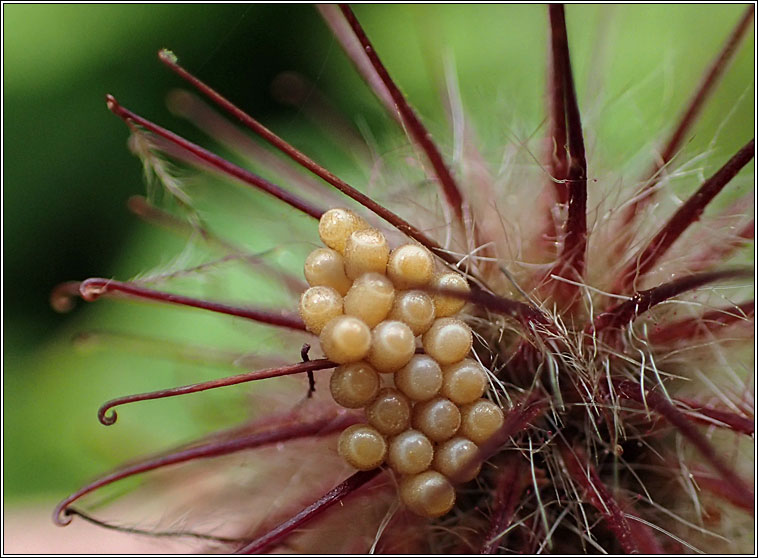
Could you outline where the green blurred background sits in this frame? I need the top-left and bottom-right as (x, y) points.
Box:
(3, 2), (753, 529)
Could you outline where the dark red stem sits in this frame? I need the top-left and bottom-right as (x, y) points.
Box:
(648, 300), (754, 344)
(338, 5), (466, 223)
(54, 412), (354, 526)
(676, 398), (754, 436)
(78, 277), (306, 331)
(615, 139), (754, 292)
(546, 6), (569, 207)
(98, 359), (335, 425)
(559, 444), (642, 554)
(590, 268), (752, 333)
(235, 468), (382, 553)
(548, 5), (588, 284)
(626, 6), (755, 219)
(157, 51), (461, 271)
(460, 286), (547, 327)
(615, 380), (754, 511)
(105, 94), (324, 219)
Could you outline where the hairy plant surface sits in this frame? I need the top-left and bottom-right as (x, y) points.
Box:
(53, 4), (754, 554)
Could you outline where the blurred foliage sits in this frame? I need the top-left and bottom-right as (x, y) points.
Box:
(3, 5), (753, 501)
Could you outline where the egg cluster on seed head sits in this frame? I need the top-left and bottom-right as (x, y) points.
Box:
(299, 208), (504, 519)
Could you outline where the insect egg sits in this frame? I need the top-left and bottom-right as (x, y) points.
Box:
(411, 396), (462, 443)
(318, 207), (369, 254)
(386, 429), (434, 475)
(343, 228), (390, 279)
(367, 320), (416, 373)
(441, 358), (488, 405)
(422, 317), (473, 365)
(329, 362), (381, 409)
(458, 399), (505, 445)
(399, 470), (456, 519)
(298, 286), (343, 335)
(387, 244), (435, 289)
(366, 388), (412, 436)
(337, 424), (387, 471)
(394, 354), (443, 402)
(307, 204), (496, 519)
(343, 272), (395, 328)
(318, 315), (371, 364)
(430, 271), (469, 317)
(388, 290), (435, 335)
(304, 247), (352, 295)
(432, 436), (481, 483)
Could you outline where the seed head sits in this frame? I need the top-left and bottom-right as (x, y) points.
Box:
(52, 4), (754, 554)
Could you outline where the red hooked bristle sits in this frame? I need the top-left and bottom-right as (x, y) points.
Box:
(61, 508), (246, 544)
(97, 359), (335, 426)
(106, 94), (325, 219)
(54, 411), (356, 526)
(77, 278), (307, 331)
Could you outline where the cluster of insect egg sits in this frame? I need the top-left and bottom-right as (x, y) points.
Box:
(299, 209), (504, 518)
